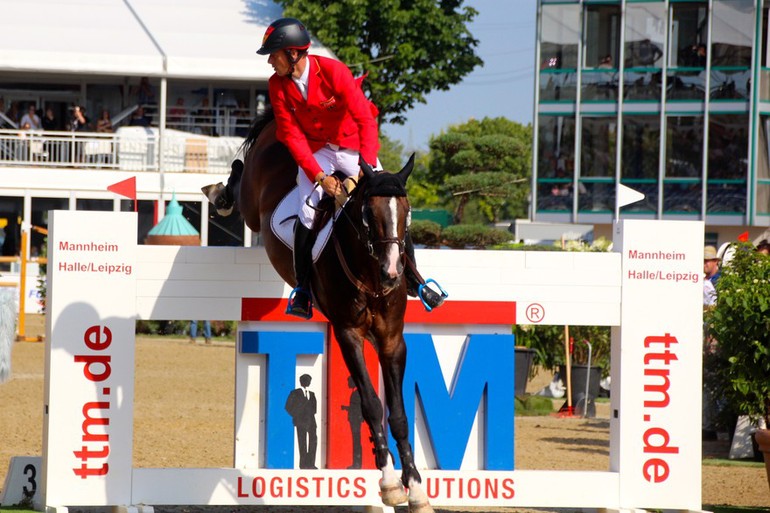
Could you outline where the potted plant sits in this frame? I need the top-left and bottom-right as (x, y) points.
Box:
(514, 324), (611, 414)
(705, 242), (770, 490)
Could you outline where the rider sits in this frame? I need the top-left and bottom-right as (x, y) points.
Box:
(256, 17), (445, 319)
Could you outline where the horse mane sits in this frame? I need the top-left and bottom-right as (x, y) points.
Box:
(240, 106), (276, 155)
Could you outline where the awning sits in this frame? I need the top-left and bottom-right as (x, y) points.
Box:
(0, 0), (333, 81)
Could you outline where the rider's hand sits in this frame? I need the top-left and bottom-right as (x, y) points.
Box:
(319, 175), (342, 197)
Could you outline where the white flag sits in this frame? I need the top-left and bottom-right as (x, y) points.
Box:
(616, 183), (645, 209)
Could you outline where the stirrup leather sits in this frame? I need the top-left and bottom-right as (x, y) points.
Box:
(417, 278), (448, 312)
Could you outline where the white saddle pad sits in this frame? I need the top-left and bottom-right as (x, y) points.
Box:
(270, 186), (339, 262)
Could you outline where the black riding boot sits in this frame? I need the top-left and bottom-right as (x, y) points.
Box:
(286, 222), (317, 319)
(404, 232), (446, 310)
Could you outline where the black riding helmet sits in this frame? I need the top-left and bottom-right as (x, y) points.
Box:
(257, 18), (311, 55)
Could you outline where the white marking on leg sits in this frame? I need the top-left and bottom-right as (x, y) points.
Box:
(407, 477), (428, 503)
(380, 455), (399, 486)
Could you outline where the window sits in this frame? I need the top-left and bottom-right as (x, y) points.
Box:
(581, 116), (616, 178)
(622, 115), (660, 180)
(584, 5), (621, 70)
(664, 115), (703, 213)
(669, 3), (708, 68)
(755, 116), (770, 215)
(711, 0), (754, 67)
(541, 4), (580, 70)
(538, 115), (576, 179)
(666, 115), (703, 178)
(625, 3), (666, 69)
(708, 114), (749, 180)
(540, 5), (580, 103)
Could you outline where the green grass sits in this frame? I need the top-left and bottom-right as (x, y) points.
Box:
(702, 457), (765, 468)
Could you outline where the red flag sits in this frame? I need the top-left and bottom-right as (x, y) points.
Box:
(107, 177), (137, 200)
(737, 231), (749, 242)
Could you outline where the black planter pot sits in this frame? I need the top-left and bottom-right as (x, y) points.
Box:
(515, 347), (535, 396)
(569, 364), (601, 418)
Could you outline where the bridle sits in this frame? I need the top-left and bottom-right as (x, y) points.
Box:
(332, 181), (408, 299)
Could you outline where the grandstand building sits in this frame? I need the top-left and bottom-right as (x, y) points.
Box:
(0, 0), (333, 254)
(533, 0), (770, 244)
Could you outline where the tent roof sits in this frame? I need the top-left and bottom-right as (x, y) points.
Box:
(0, 0), (333, 81)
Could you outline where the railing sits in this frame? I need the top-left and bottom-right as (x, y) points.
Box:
(0, 128), (243, 174)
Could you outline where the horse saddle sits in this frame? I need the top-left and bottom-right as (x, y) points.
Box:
(270, 186), (341, 262)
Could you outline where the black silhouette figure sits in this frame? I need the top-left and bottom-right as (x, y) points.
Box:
(285, 373), (318, 469)
(341, 375), (364, 469)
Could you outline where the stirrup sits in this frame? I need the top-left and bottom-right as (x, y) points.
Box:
(286, 287), (313, 319)
(417, 279), (448, 312)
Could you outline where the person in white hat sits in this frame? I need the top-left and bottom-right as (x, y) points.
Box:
(704, 245), (721, 288)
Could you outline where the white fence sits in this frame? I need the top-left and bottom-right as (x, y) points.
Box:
(0, 128), (241, 174)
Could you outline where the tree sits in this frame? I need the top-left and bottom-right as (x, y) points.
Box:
(428, 117), (532, 224)
(276, 0), (483, 124)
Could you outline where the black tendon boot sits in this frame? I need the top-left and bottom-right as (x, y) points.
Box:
(220, 159), (244, 211)
(286, 223), (317, 319)
(203, 159), (244, 216)
(404, 231), (446, 310)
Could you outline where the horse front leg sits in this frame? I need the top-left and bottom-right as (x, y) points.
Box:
(380, 335), (433, 513)
(334, 328), (407, 506)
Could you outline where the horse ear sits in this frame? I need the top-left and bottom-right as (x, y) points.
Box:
(397, 153), (415, 183)
(359, 156), (376, 179)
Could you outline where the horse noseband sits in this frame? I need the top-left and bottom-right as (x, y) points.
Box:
(367, 237), (405, 259)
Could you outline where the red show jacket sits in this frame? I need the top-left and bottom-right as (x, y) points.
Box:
(268, 55), (379, 182)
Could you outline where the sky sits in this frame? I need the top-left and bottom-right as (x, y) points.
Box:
(381, 0), (538, 152)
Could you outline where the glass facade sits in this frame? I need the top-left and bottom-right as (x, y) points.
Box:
(534, 0), (768, 226)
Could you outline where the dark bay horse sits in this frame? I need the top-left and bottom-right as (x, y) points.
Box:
(203, 111), (433, 513)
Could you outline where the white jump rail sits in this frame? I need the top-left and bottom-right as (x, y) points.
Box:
(1, 210), (706, 513)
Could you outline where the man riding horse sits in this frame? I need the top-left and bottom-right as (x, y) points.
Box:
(218, 17), (445, 319)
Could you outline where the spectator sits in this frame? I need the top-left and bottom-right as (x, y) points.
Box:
(189, 320), (211, 344)
(704, 245), (721, 289)
(168, 97), (187, 128)
(41, 107), (60, 131)
(235, 100), (251, 137)
(132, 77), (156, 108)
(598, 54), (614, 69)
(68, 105), (89, 132)
(95, 109), (113, 133)
(20, 105), (42, 130)
(129, 106), (151, 127)
(703, 276), (716, 308)
(5, 101), (20, 125)
(756, 239), (770, 255)
(193, 98), (213, 135)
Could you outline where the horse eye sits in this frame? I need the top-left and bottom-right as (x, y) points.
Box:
(361, 205), (369, 228)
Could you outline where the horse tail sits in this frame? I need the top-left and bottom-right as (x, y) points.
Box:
(0, 288), (15, 383)
(240, 106), (276, 156)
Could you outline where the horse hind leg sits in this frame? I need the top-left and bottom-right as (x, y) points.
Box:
(201, 159), (244, 216)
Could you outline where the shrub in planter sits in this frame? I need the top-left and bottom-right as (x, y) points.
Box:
(705, 242), (770, 437)
(442, 224), (511, 248)
(409, 219), (443, 248)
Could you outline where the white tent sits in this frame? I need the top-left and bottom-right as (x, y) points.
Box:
(0, 0), (333, 81)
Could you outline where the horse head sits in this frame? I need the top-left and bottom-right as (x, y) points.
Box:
(357, 155), (415, 292)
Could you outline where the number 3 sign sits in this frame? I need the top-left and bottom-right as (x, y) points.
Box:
(0, 456), (41, 506)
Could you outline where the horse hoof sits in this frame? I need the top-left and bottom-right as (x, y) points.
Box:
(379, 482), (408, 506)
(201, 183), (234, 216)
(408, 500), (434, 513)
